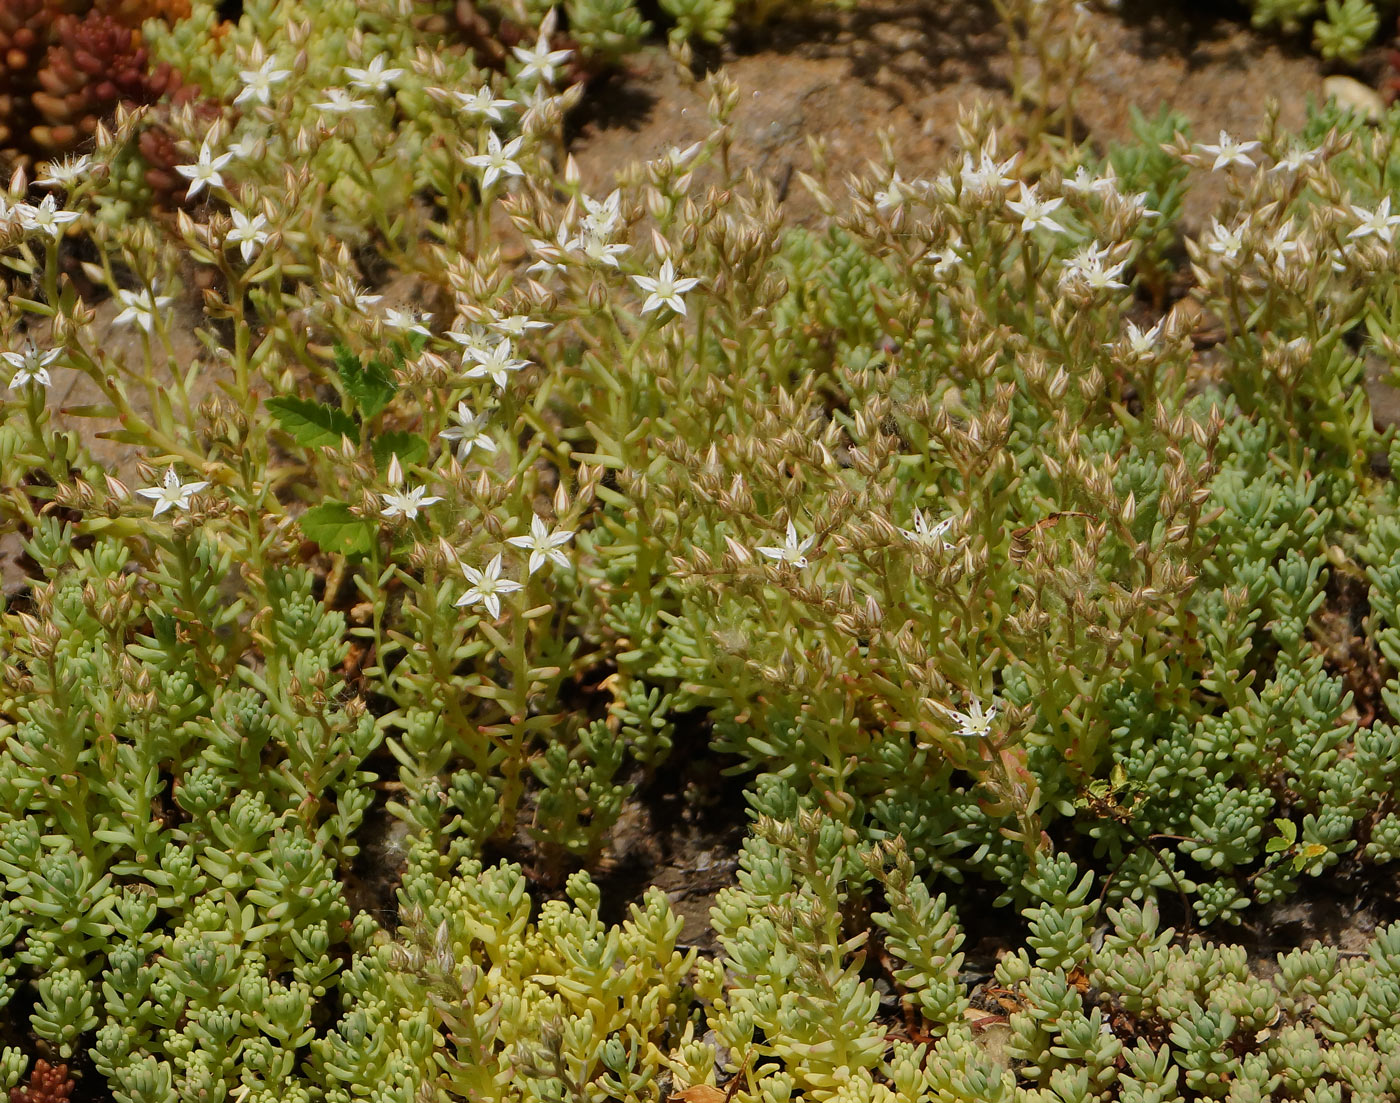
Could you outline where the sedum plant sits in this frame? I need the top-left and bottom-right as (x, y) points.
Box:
(9, 2), (1400, 1097)
(1247, 0), (1387, 61)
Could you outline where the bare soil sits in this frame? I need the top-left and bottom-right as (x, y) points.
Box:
(570, 0), (1328, 228)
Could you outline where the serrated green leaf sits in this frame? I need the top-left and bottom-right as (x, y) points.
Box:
(299, 502), (375, 557)
(333, 343), (397, 419)
(371, 430), (429, 472)
(265, 396), (358, 448)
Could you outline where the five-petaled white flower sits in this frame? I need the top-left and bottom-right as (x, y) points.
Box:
(175, 142), (234, 200)
(935, 697), (998, 738)
(898, 508), (955, 550)
(1348, 196), (1400, 244)
(344, 54), (404, 93)
(227, 208), (269, 263)
(1196, 131), (1261, 172)
(487, 311), (549, 338)
(572, 229), (629, 268)
(464, 131), (526, 191)
(383, 306), (433, 337)
(380, 484), (442, 520)
(960, 146), (1020, 198)
(581, 189), (620, 230)
(463, 336), (530, 388)
(507, 514), (574, 575)
(438, 402), (497, 461)
(455, 553), (523, 618)
(447, 323), (491, 349)
(453, 85), (516, 123)
(35, 154), (91, 189)
(16, 194), (80, 238)
(512, 18), (573, 85)
(1269, 144), (1321, 177)
(757, 521), (815, 568)
(137, 466), (210, 516)
(2, 344), (61, 389)
(113, 286), (173, 333)
(873, 171), (912, 213)
(235, 57), (291, 107)
(1007, 183), (1066, 236)
(1059, 242), (1127, 292)
(1063, 164), (1118, 197)
(315, 88), (373, 116)
(632, 259), (700, 316)
(1120, 319), (1162, 358)
(1203, 217), (1246, 260)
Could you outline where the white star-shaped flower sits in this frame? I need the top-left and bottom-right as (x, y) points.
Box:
(113, 286), (173, 334)
(463, 336), (530, 388)
(934, 697), (998, 738)
(34, 154), (92, 189)
(447, 323), (491, 349)
(757, 521), (815, 568)
(506, 514), (574, 575)
(1119, 320), (1162, 358)
(486, 311), (548, 338)
(1059, 242), (1127, 293)
(1203, 217), (1246, 260)
(1269, 144), (1321, 177)
(2, 344), (61, 389)
(632, 259), (700, 316)
(380, 483), (442, 520)
(1196, 130), (1261, 172)
(226, 208), (269, 263)
(175, 142), (234, 199)
(580, 189), (621, 235)
(16, 194), (80, 238)
(570, 229), (628, 268)
(464, 131), (526, 192)
(1349, 196), (1400, 244)
(137, 466), (210, 516)
(453, 85), (516, 123)
(383, 307), (433, 337)
(959, 147), (1020, 198)
(455, 553), (523, 618)
(512, 17), (573, 85)
(897, 508), (954, 550)
(315, 88), (373, 116)
(344, 54), (404, 93)
(437, 402), (497, 462)
(1063, 164), (1114, 196)
(235, 57), (292, 107)
(874, 170), (913, 213)
(1007, 183), (1066, 236)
